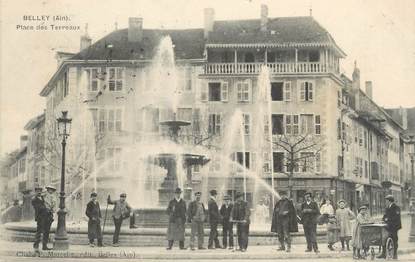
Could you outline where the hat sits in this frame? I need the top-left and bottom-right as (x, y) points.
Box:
(358, 205), (368, 211)
(210, 189), (217, 196)
(175, 187), (182, 194)
(120, 193), (127, 197)
(304, 191), (313, 197)
(194, 192), (201, 196)
(223, 195), (231, 200)
(385, 195), (394, 202)
(338, 199), (346, 204)
(13, 199), (19, 205)
(90, 192), (97, 197)
(34, 187), (43, 192)
(46, 185), (57, 191)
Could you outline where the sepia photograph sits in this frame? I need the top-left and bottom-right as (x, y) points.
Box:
(0, 0), (414, 261)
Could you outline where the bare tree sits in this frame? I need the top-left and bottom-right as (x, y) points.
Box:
(271, 133), (324, 198)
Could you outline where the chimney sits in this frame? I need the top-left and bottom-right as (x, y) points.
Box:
(204, 8), (215, 39)
(400, 107), (408, 129)
(352, 61), (360, 90)
(20, 135), (28, 149)
(128, 17), (143, 42)
(260, 4), (268, 32)
(80, 24), (92, 51)
(365, 81), (373, 99)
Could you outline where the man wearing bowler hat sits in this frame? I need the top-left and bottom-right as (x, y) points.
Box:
(86, 192), (103, 247)
(166, 187), (187, 250)
(32, 187), (52, 251)
(300, 191), (320, 253)
(107, 192), (132, 246)
(208, 189), (222, 249)
(187, 191), (206, 250)
(220, 195), (234, 249)
(231, 192), (250, 252)
(377, 195), (401, 259)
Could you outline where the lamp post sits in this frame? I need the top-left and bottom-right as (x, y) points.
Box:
(54, 111), (72, 250)
(408, 135), (415, 242)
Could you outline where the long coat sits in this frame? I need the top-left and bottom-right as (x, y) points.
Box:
(208, 198), (220, 224)
(352, 212), (371, 249)
(167, 198), (186, 241)
(335, 208), (355, 238)
(271, 198), (298, 233)
(383, 203), (402, 232)
(31, 196), (49, 223)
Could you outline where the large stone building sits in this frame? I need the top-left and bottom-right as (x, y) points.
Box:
(3, 5), (414, 216)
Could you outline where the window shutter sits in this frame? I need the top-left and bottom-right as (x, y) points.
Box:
(201, 82), (208, 102)
(285, 115), (292, 135)
(251, 152), (256, 170)
(300, 82), (306, 101)
(247, 79), (252, 102)
(308, 82), (314, 101)
(221, 81), (229, 102)
(237, 82), (242, 102)
(67, 67), (77, 96)
(284, 81), (292, 101)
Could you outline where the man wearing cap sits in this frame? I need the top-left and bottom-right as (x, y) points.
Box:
(271, 192), (298, 252)
(231, 192), (250, 252)
(31, 187), (52, 251)
(300, 191), (320, 253)
(107, 193), (132, 247)
(86, 192), (103, 247)
(377, 195), (401, 259)
(220, 195), (234, 249)
(166, 187), (187, 250)
(207, 189), (222, 249)
(187, 192), (206, 250)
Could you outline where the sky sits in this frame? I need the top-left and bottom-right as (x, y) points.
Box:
(1, 0), (415, 156)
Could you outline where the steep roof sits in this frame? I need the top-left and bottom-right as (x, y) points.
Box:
(24, 113), (45, 131)
(208, 16), (332, 45)
(70, 28), (206, 61)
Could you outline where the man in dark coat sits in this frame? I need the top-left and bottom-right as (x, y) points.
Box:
(31, 187), (53, 251)
(166, 187), (187, 250)
(187, 191), (206, 250)
(231, 192), (250, 252)
(220, 195), (234, 249)
(377, 195), (402, 259)
(208, 189), (222, 249)
(107, 193), (132, 247)
(300, 191), (320, 253)
(271, 192), (298, 252)
(86, 192), (103, 247)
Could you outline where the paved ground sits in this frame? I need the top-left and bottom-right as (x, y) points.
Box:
(0, 215), (413, 260)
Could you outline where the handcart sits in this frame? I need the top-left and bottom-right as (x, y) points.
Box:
(358, 223), (395, 260)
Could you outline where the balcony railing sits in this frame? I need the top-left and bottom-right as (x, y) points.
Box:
(204, 62), (333, 75)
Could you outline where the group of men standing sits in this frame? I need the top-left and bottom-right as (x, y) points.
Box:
(166, 188), (250, 251)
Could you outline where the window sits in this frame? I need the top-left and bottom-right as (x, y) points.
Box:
(206, 82), (228, 102)
(272, 114), (284, 135)
(285, 115), (300, 135)
(300, 114), (314, 135)
(315, 115), (321, 135)
(236, 80), (251, 102)
(267, 52), (276, 62)
(276, 51), (289, 62)
(209, 156), (221, 172)
(365, 160), (368, 178)
(309, 50), (320, 62)
(300, 81), (314, 101)
(108, 68), (124, 91)
(284, 82), (292, 101)
(243, 114), (250, 135)
(192, 108), (201, 134)
(86, 68), (101, 91)
(208, 114), (221, 135)
(263, 152), (271, 173)
(98, 108), (122, 133)
(300, 152), (314, 172)
(236, 152), (250, 169)
(273, 152), (284, 173)
(104, 147), (122, 172)
(271, 82), (283, 101)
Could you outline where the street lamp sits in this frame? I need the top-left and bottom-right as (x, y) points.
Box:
(54, 111), (72, 250)
(408, 134), (415, 242)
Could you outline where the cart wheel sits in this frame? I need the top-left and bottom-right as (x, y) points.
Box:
(385, 237), (394, 260)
